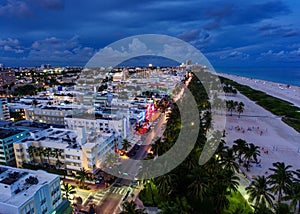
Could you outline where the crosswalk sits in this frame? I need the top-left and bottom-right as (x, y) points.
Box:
(92, 190), (107, 205)
(86, 187), (130, 206)
(109, 186), (129, 195)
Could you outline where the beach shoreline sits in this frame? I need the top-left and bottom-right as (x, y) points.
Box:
(217, 72), (300, 189)
(217, 72), (300, 108)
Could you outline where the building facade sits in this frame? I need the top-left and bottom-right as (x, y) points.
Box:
(0, 69), (16, 88)
(0, 128), (29, 166)
(25, 106), (73, 125)
(0, 166), (65, 214)
(0, 98), (10, 120)
(14, 128), (117, 175)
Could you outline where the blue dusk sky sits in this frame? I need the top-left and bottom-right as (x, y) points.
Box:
(0, 0), (299, 67)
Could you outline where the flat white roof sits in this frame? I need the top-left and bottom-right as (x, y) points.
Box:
(0, 166), (59, 208)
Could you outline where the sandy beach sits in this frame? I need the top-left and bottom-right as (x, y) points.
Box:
(218, 73), (300, 108)
(221, 73), (300, 183)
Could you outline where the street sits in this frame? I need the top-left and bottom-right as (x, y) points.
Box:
(77, 111), (167, 214)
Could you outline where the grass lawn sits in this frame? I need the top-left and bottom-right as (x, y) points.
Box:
(220, 77), (300, 133)
(223, 191), (253, 214)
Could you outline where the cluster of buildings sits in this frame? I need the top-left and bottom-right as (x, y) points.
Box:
(0, 64), (196, 213)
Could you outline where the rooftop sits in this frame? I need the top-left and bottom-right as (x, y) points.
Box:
(0, 166), (59, 207)
(0, 128), (24, 139)
(16, 127), (113, 151)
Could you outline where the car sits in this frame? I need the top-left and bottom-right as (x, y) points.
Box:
(113, 182), (122, 187)
(128, 151), (136, 157)
(95, 176), (103, 184)
(95, 179), (102, 184)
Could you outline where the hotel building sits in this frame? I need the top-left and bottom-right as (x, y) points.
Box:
(13, 127), (116, 175)
(0, 166), (66, 214)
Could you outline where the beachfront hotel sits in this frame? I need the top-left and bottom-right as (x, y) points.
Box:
(13, 127), (116, 175)
(0, 165), (67, 214)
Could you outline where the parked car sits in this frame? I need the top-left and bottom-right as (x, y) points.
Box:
(134, 145), (140, 150)
(95, 176), (103, 184)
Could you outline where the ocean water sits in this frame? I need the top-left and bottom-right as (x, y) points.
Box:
(215, 67), (300, 87)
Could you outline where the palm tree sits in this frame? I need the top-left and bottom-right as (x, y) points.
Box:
(252, 203), (274, 214)
(221, 169), (240, 193)
(120, 201), (145, 214)
(237, 102), (245, 118)
(61, 182), (76, 200)
(160, 196), (192, 214)
(282, 182), (300, 214)
(244, 143), (260, 171)
(274, 203), (292, 214)
(226, 100), (236, 116)
(35, 147), (45, 165)
(145, 179), (156, 206)
(44, 148), (52, 164)
(26, 146), (36, 164)
(232, 139), (248, 164)
(121, 139), (131, 153)
(219, 148), (240, 173)
(53, 148), (62, 161)
(268, 162), (294, 203)
(187, 167), (209, 201)
(76, 168), (89, 188)
(246, 175), (275, 207)
(53, 148), (63, 168)
(183, 151), (198, 170)
(154, 173), (177, 197)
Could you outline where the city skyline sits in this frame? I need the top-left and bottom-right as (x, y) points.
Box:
(0, 0), (299, 67)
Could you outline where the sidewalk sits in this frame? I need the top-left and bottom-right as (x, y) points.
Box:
(62, 177), (107, 192)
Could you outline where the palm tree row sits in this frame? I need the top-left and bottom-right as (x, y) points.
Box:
(232, 138), (260, 171)
(138, 74), (300, 214)
(226, 100), (245, 117)
(140, 76), (243, 214)
(26, 146), (63, 168)
(223, 84), (238, 95)
(246, 162), (300, 213)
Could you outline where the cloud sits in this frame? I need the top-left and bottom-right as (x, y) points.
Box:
(0, 0), (31, 17)
(177, 29), (211, 48)
(289, 48), (300, 57)
(0, 0), (64, 18)
(0, 38), (20, 46)
(258, 24), (299, 38)
(3, 45), (24, 53)
(128, 38), (149, 54)
(220, 51), (250, 60)
(0, 38), (24, 53)
(27, 36), (96, 64)
(31, 36), (79, 51)
(32, 0), (64, 10)
(259, 48), (300, 60)
(203, 0), (290, 29)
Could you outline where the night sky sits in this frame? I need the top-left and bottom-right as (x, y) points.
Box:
(0, 0), (299, 67)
